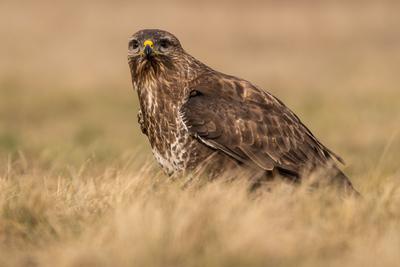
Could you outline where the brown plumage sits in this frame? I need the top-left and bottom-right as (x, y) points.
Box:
(128, 29), (357, 194)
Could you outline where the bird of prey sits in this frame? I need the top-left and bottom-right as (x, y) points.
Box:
(128, 29), (357, 193)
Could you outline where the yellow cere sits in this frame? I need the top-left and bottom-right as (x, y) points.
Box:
(143, 40), (154, 48)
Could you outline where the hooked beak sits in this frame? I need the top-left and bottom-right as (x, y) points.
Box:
(143, 40), (154, 59)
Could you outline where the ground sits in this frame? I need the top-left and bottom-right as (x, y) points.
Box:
(0, 0), (400, 266)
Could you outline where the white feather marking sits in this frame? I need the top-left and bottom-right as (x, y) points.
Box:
(152, 148), (175, 175)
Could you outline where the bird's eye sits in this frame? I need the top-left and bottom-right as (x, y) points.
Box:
(159, 39), (171, 50)
(129, 39), (139, 50)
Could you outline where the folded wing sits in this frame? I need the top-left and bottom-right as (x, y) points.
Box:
(180, 74), (343, 177)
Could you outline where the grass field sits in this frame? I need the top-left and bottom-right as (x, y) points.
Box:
(1, 0), (400, 266)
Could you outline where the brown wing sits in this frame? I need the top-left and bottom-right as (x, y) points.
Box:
(180, 74), (344, 176)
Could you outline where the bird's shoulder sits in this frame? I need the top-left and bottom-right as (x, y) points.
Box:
(186, 71), (284, 109)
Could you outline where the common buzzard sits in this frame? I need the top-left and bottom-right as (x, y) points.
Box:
(128, 29), (357, 194)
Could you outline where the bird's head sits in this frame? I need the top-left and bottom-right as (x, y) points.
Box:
(128, 29), (183, 76)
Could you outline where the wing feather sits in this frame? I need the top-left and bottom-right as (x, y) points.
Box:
(180, 74), (344, 176)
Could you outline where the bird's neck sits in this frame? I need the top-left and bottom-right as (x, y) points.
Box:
(134, 55), (207, 115)
(135, 64), (183, 113)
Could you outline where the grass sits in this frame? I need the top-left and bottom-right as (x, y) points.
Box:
(1, 156), (400, 267)
(1, 0), (400, 266)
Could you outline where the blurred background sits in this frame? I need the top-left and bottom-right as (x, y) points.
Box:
(0, 0), (399, 187)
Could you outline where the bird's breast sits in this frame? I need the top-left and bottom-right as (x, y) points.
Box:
(137, 87), (190, 173)
(146, 111), (197, 174)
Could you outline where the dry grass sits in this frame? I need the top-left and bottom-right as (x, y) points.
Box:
(1, 0), (400, 266)
(1, 158), (400, 267)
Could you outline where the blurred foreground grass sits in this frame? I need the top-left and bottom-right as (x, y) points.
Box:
(1, 160), (400, 267)
(0, 0), (400, 266)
